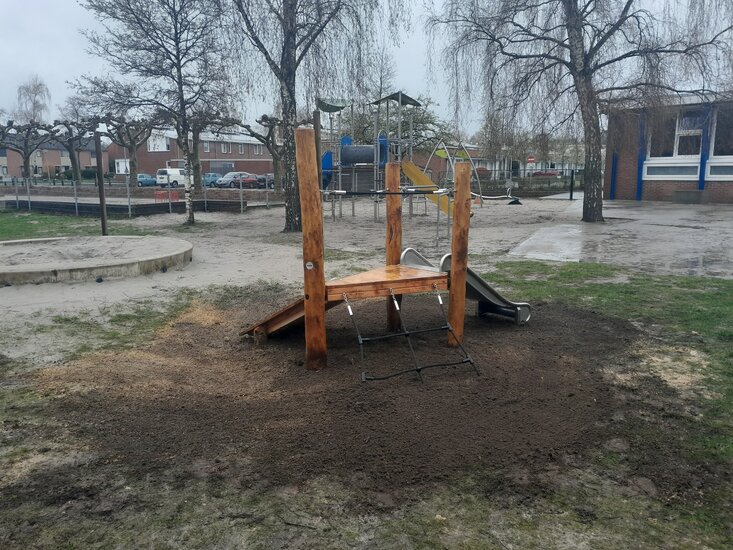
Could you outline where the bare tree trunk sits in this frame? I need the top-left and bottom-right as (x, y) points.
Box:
(564, 0), (604, 222)
(578, 88), (604, 222)
(181, 143), (195, 225)
(127, 144), (138, 187)
(281, 87), (300, 232)
(67, 145), (82, 184)
(280, 0), (301, 232)
(191, 130), (202, 197)
(23, 154), (32, 182)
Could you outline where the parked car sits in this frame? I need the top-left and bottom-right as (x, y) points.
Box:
(203, 172), (222, 187)
(127, 173), (157, 187)
(156, 168), (190, 188)
(257, 173), (275, 189)
(531, 170), (561, 177)
(216, 171), (259, 188)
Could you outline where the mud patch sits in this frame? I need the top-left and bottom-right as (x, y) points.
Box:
(34, 296), (636, 494)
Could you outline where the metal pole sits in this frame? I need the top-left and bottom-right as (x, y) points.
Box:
(72, 179), (79, 216)
(373, 107), (379, 222)
(436, 194), (441, 248)
(14, 178), (19, 210)
(25, 177), (31, 212)
(204, 182), (208, 212)
(569, 169), (575, 200)
(351, 168), (355, 217)
(94, 131), (108, 236)
(125, 175), (132, 218)
(409, 108), (414, 161)
(445, 195), (452, 242)
(167, 173), (172, 214)
(239, 184), (244, 214)
(397, 92), (402, 161)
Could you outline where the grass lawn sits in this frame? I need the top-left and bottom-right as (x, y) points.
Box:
(0, 262), (731, 548)
(0, 210), (155, 241)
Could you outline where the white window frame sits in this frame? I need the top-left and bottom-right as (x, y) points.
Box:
(674, 110), (705, 157)
(221, 142), (230, 154)
(254, 144), (263, 155)
(644, 109), (707, 180)
(238, 143), (244, 155)
(203, 141), (210, 153)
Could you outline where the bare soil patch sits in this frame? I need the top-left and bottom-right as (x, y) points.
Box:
(33, 294), (636, 497)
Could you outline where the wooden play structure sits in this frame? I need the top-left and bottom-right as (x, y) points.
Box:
(243, 127), (476, 375)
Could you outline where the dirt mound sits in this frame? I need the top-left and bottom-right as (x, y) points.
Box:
(39, 295), (637, 492)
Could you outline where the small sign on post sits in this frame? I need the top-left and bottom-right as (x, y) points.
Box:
(527, 155), (536, 164)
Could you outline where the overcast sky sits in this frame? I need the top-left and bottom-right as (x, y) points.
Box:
(0, 0), (477, 132)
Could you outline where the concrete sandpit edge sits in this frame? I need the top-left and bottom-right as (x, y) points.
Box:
(0, 236), (194, 286)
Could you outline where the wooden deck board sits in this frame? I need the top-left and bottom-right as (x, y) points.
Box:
(326, 265), (448, 301)
(242, 265), (447, 337)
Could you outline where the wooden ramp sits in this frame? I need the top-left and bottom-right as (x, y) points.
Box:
(402, 160), (454, 217)
(242, 265), (448, 337)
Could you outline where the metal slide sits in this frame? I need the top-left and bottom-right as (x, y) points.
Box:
(400, 248), (531, 325)
(401, 160), (453, 216)
(439, 254), (531, 324)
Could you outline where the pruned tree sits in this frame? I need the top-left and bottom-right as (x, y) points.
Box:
(431, 1), (733, 222)
(80, 0), (229, 224)
(54, 96), (97, 184)
(241, 115), (283, 189)
(1, 122), (58, 181)
(227, 0), (404, 232)
(104, 115), (155, 187)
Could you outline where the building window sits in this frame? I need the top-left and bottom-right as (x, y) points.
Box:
(675, 109), (706, 156)
(221, 142), (230, 154)
(254, 144), (263, 155)
(238, 143), (244, 155)
(714, 107), (733, 156)
(204, 141), (210, 153)
(147, 134), (170, 152)
(649, 114), (676, 157)
(649, 109), (709, 158)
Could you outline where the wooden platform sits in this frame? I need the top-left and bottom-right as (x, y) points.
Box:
(326, 265), (447, 301)
(242, 265), (448, 337)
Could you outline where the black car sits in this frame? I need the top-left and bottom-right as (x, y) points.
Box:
(257, 173), (275, 189)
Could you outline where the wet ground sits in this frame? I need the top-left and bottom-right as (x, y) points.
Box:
(511, 198), (733, 278)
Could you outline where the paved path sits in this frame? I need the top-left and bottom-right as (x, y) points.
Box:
(510, 199), (733, 278)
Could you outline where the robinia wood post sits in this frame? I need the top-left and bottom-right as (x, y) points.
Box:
(295, 128), (327, 369)
(448, 163), (472, 346)
(385, 162), (402, 331)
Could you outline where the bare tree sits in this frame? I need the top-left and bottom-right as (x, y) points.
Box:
(80, 0), (229, 224)
(15, 75), (52, 124)
(432, 1), (733, 222)
(54, 96), (98, 184)
(104, 115), (155, 187)
(227, 0), (403, 232)
(1, 122), (58, 181)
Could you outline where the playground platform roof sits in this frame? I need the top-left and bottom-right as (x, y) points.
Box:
(372, 91), (422, 107)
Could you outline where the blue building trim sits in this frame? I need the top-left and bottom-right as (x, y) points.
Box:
(698, 105), (713, 191)
(609, 152), (618, 200)
(636, 114), (646, 201)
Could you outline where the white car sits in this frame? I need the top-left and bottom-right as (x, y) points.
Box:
(156, 168), (190, 188)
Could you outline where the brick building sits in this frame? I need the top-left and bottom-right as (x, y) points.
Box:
(604, 97), (733, 203)
(107, 129), (273, 177)
(0, 139), (106, 180)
